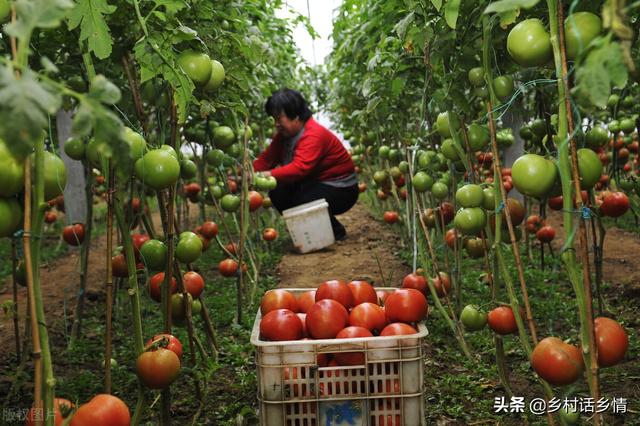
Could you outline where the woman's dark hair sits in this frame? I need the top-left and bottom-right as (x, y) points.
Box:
(265, 88), (312, 121)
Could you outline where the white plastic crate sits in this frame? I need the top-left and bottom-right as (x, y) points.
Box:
(251, 288), (428, 426)
(282, 199), (335, 253)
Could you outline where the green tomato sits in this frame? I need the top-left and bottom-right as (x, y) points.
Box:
(577, 148), (603, 190)
(0, 138), (25, 197)
(460, 305), (487, 331)
(212, 126), (236, 149)
(398, 160), (409, 174)
(564, 12), (602, 60)
(467, 124), (489, 151)
(468, 67), (484, 86)
(206, 149), (225, 166)
(440, 139), (460, 161)
(237, 124), (253, 141)
(373, 170), (389, 185)
(210, 185), (224, 200)
(140, 239), (167, 271)
(455, 184), (484, 208)
(585, 126), (609, 148)
(529, 118), (547, 139)
(608, 120), (620, 134)
(388, 149), (401, 163)
(43, 151), (67, 201)
(412, 172), (434, 192)
(607, 94), (620, 108)
(0, 197), (22, 238)
(389, 166), (402, 179)
(86, 138), (113, 169)
(123, 127), (147, 161)
(621, 95), (634, 109)
(559, 407), (580, 425)
(507, 19), (552, 67)
(176, 234), (203, 264)
(493, 75), (514, 101)
(482, 187), (495, 210)
(619, 118), (636, 134)
(496, 129), (515, 147)
(180, 159), (198, 179)
(454, 207), (487, 236)
(511, 154), (558, 198)
(431, 182), (449, 200)
(63, 137), (86, 161)
(378, 145), (390, 158)
(519, 125), (533, 140)
(135, 148), (181, 191)
(204, 59), (225, 91)
(473, 86), (488, 99)
(436, 112), (460, 138)
(220, 194), (241, 212)
(177, 51), (212, 86)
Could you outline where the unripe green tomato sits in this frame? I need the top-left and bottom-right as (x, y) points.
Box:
(455, 184), (484, 208)
(431, 182), (449, 200)
(177, 51), (212, 86)
(468, 67), (484, 86)
(64, 137), (86, 161)
(507, 19), (553, 67)
(564, 12), (602, 60)
(180, 159), (198, 179)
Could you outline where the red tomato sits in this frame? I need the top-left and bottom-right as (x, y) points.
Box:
(112, 254), (129, 278)
(383, 211), (400, 224)
(431, 272), (451, 297)
(297, 290), (316, 314)
(200, 221), (218, 239)
(401, 273), (427, 296)
(219, 258), (239, 277)
(136, 347), (181, 389)
(260, 289), (298, 315)
(438, 202), (455, 225)
(380, 323), (418, 336)
(334, 326), (373, 365)
(146, 333), (183, 358)
(44, 211), (57, 224)
(595, 317), (628, 367)
(183, 271), (205, 298)
(600, 191), (630, 218)
(358, 182), (367, 192)
(184, 182), (201, 197)
(536, 225), (556, 243)
(262, 227), (278, 241)
(487, 306), (518, 335)
(316, 280), (354, 309)
(25, 398), (73, 426)
(376, 290), (389, 303)
(444, 229), (458, 249)
(349, 303), (387, 334)
(347, 280), (377, 305)
(260, 309), (303, 341)
(248, 191), (264, 212)
(525, 214), (543, 234)
(306, 299), (349, 339)
(131, 234), (150, 261)
(297, 313), (308, 337)
(70, 394), (130, 426)
(531, 337), (584, 386)
(225, 242), (239, 255)
(384, 289), (428, 323)
(130, 197), (141, 214)
(548, 195), (563, 211)
(62, 223), (85, 246)
(148, 272), (177, 302)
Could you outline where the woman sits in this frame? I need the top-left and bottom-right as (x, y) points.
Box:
(253, 88), (358, 241)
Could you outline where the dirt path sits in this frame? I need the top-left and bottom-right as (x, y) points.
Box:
(275, 202), (411, 289)
(546, 212), (640, 294)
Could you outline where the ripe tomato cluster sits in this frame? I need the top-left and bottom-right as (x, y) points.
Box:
(258, 280), (428, 366)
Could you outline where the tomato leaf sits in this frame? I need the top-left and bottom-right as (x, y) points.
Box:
(0, 67), (61, 157)
(5, 0), (73, 41)
(133, 34), (195, 123)
(67, 0), (117, 60)
(483, 0), (540, 14)
(88, 74), (121, 104)
(152, 0), (188, 15)
(498, 9), (521, 28)
(431, 0), (443, 11)
(393, 12), (415, 40)
(391, 77), (406, 98)
(444, 0), (461, 29)
(574, 35), (628, 108)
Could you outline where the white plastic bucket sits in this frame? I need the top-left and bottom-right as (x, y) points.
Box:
(282, 199), (335, 253)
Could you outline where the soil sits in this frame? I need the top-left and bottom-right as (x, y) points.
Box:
(275, 202), (411, 289)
